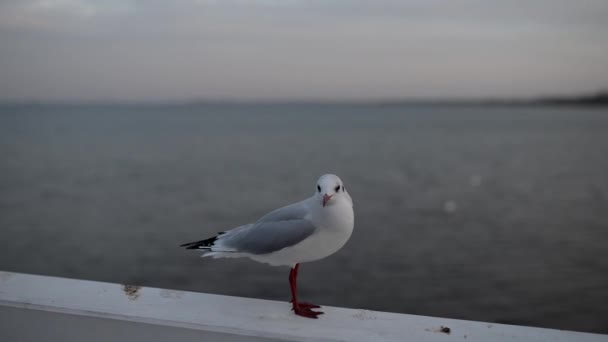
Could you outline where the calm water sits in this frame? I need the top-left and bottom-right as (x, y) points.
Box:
(0, 104), (607, 333)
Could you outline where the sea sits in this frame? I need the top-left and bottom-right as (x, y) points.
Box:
(0, 103), (607, 333)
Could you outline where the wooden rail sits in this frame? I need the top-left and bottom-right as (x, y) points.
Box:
(1, 271), (606, 342)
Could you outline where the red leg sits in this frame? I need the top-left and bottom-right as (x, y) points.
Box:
(289, 263), (323, 318)
(293, 265), (320, 309)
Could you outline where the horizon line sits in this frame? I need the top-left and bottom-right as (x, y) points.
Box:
(0, 91), (606, 107)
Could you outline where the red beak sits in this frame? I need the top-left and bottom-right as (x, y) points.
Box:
(322, 194), (333, 207)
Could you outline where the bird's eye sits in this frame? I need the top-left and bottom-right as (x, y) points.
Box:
(334, 185), (340, 192)
(317, 185), (321, 192)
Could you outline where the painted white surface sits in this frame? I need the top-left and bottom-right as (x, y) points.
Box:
(0, 271), (606, 342)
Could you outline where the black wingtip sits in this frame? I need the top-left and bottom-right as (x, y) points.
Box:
(180, 234), (221, 250)
(184, 245), (203, 250)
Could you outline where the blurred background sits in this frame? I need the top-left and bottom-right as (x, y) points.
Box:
(1, 0), (607, 335)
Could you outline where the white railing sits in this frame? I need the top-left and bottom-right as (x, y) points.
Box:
(0, 271), (606, 342)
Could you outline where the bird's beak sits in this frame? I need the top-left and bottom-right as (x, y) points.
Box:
(322, 194), (333, 207)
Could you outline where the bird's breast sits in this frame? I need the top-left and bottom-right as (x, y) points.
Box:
(322, 202), (354, 231)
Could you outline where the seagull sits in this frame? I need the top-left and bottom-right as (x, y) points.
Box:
(180, 174), (354, 318)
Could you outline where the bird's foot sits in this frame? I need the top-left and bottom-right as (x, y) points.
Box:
(295, 302), (321, 309)
(292, 303), (323, 319)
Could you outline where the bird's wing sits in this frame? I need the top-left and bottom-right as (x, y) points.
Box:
(218, 201), (317, 255)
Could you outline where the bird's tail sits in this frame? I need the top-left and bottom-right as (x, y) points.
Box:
(180, 232), (224, 250)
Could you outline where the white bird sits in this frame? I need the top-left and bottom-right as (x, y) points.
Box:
(180, 174), (354, 318)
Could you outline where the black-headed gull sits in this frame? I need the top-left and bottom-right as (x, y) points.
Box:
(180, 174), (354, 318)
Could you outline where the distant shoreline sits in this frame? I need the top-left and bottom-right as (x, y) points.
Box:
(359, 91), (608, 107)
(1, 92), (606, 107)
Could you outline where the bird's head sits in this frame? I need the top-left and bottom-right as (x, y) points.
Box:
(315, 174), (351, 208)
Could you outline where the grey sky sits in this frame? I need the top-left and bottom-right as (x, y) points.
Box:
(0, 0), (607, 102)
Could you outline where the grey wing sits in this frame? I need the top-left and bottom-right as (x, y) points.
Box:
(219, 202), (316, 255)
(256, 201), (309, 223)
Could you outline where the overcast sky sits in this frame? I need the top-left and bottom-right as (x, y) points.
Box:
(0, 0), (607, 102)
